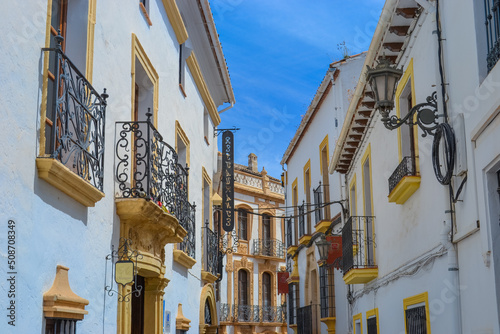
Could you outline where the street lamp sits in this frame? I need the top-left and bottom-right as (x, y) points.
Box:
(366, 57), (440, 137)
(315, 234), (331, 264)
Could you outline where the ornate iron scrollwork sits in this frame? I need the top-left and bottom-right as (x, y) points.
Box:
(383, 92), (439, 137)
(219, 230), (239, 255)
(104, 238), (143, 302)
(42, 32), (108, 191)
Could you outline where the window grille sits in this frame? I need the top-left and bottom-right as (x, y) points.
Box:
(405, 306), (427, 334)
(367, 317), (377, 334)
(485, 0), (500, 71)
(45, 319), (78, 334)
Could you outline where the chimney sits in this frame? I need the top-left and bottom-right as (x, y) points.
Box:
(248, 153), (258, 173)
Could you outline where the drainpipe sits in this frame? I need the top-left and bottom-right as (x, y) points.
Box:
(218, 102), (234, 114)
(441, 219), (461, 334)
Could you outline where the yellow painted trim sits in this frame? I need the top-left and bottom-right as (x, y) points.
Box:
(353, 313), (363, 334)
(315, 220), (331, 234)
(85, 0), (97, 83)
(395, 58), (420, 173)
(299, 234), (312, 245)
(303, 159), (311, 193)
(202, 166), (213, 228)
(388, 176), (421, 204)
(175, 120), (191, 166)
(161, 0), (189, 44)
(366, 308), (379, 334)
(361, 144), (375, 264)
(320, 317), (336, 334)
(343, 268), (378, 284)
(349, 174), (357, 216)
(292, 178), (298, 195)
(36, 158), (104, 207)
(403, 292), (431, 334)
(287, 245), (298, 256)
(199, 285), (218, 331)
(186, 53), (220, 126)
(131, 34), (159, 127)
(319, 134), (329, 175)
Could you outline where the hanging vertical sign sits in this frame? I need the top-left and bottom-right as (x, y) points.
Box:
(222, 131), (234, 232)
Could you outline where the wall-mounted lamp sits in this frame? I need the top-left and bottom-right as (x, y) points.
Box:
(366, 57), (439, 137)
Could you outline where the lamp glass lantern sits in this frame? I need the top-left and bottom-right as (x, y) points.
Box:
(315, 234), (330, 263)
(366, 57), (403, 119)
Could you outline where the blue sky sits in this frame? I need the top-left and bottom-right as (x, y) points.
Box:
(214, 0), (385, 178)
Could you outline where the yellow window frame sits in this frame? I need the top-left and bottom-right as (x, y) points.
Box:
(353, 312), (363, 334)
(366, 308), (379, 334)
(403, 292), (431, 334)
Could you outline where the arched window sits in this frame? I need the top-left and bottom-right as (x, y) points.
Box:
(238, 209), (248, 240)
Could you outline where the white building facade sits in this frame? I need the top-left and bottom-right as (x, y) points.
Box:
(0, 1), (234, 333)
(281, 54), (366, 334)
(330, 0), (500, 333)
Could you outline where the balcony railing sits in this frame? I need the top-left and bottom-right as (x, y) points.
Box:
(203, 220), (218, 276)
(115, 116), (190, 218)
(342, 216), (376, 274)
(485, 0), (500, 71)
(286, 218), (293, 247)
(178, 200), (196, 258)
(115, 116), (195, 257)
(219, 304), (286, 323)
(298, 203), (305, 238)
(388, 156), (416, 194)
(42, 44), (108, 191)
(313, 184), (323, 223)
(253, 239), (285, 258)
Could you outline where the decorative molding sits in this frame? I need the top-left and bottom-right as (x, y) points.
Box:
(161, 0), (188, 44)
(43, 265), (89, 320)
(258, 262), (277, 307)
(36, 158), (104, 207)
(186, 53), (220, 126)
(176, 303), (191, 331)
(173, 249), (197, 269)
(233, 257), (254, 305)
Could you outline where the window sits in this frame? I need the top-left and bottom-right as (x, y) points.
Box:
(179, 43), (186, 96)
(349, 175), (357, 216)
(203, 109), (210, 144)
(292, 178), (298, 244)
(403, 292), (431, 334)
(304, 160), (311, 232)
(397, 71), (417, 174)
(366, 308), (379, 334)
(319, 135), (331, 219)
(353, 313), (363, 334)
(319, 266), (335, 318)
(45, 319), (77, 334)
(202, 168), (211, 227)
(484, 0), (500, 72)
(238, 270), (248, 305)
(238, 209), (248, 240)
(139, 0), (152, 26)
(262, 272), (272, 322)
(262, 214), (271, 242)
(362, 146), (375, 266)
(288, 283), (297, 325)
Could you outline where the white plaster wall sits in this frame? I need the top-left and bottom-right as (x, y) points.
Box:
(0, 0), (226, 332)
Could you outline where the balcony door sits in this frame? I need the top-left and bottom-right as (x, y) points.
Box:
(238, 270), (249, 321)
(262, 272), (272, 322)
(262, 214), (271, 256)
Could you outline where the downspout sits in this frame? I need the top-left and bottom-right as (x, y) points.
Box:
(441, 219), (461, 334)
(218, 102), (234, 114)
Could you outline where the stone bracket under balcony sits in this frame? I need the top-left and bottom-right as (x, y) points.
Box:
(343, 267), (378, 284)
(37, 158), (105, 207)
(388, 175), (421, 204)
(287, 245), (298, 256)
(315, 220), (332, 234)
(173, 249), (196, 269)
(299, 235), (312, 246)
(116, 198), (187, 274)
(321, 317), (336, 334)
(201, 271), (218, 284)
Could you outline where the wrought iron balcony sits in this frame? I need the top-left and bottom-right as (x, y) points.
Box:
(388, 156), (416, 194)
(485, 0), (500, 71)
(40, 43), (108, 196)
(203, 221), (219, 277)
(297, 304), (320, 334)
(218, 304), (286, 323)
(178, 200), (196, 258)
(115, 116), (191, 222)
(342, 216), (377, 283)
(253, 239), (285, 258)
